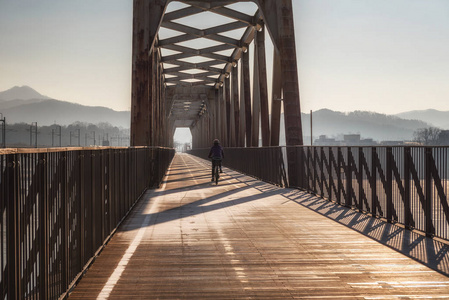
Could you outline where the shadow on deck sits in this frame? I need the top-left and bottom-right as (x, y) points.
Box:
(69, 153), (449, 299)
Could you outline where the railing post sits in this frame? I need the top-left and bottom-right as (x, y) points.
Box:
(346, 147), (352, 207)
(386, 147), (393, 222)
(61, 151), (69, 292)
(320, 147), (324, 197)
(371, 147), (377, 216)
(404, 147), (411, 229)
(6, 154), (20, 299)
(312, 147), (317, 193)
(336, 147), (342, 205)
(101, 150), (106, 242)
(358, 147), (363, 211)
(425, 147), (434, 236)
(79, 151), (85, 266)
(328, 147), (333, 201)
(39, 153), (48, 300)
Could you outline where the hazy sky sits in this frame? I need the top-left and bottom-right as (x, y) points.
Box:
(1, 0), (448, 114)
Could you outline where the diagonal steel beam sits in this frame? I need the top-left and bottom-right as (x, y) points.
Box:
(163, 65), (223, 75)
(163, 6), (204, 22)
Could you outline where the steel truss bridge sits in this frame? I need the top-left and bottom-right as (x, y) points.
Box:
(1, 1), (449, 299)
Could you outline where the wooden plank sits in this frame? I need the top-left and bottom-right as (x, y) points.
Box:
(69, 154), (449, 299)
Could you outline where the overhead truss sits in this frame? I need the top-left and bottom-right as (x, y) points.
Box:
(131, 0), (304, 168)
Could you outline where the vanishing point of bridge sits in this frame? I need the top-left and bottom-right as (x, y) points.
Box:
(2, 0), (449, 299)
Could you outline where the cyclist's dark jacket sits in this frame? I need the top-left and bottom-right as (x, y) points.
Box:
(208, 145), (224, 159)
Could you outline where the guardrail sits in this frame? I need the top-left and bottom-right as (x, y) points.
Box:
(188, 147), (287, 187)
(189, 146), (449, 242)
(289, 146), (449, 241)
(0, 147), (174, 300)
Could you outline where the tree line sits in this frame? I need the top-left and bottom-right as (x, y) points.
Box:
(1, 121), (130, 148)
(413, 127), (449, 146)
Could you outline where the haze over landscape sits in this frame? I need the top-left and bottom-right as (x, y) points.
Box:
(1, 0), (449, 145)
(2, 85), (449, 146)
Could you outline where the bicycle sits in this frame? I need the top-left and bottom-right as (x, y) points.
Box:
(211, 157), (222, 185)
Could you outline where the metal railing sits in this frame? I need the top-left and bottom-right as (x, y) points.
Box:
(189, 146), (449, 242)
(188, 147), (287, 187)
(0, 147), (174, 300)
(289, 146), (449, 241)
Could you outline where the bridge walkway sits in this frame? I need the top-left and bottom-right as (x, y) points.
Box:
(69, 153), (449, 299)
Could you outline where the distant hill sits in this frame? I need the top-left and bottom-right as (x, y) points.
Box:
(0, 86), (130, 128)
(0, 99), (130, 128)
(283, 109), (431, 145)
(0, 86), (50, 101)
(396, 109), (449, 129)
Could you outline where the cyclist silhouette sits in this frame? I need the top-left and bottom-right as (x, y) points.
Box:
(208, 139), (224, 181)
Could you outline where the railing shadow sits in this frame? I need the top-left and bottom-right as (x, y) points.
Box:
(121, 180), (281, 231)
(280, 188), (449, 277)
(123, 155), (449, 278)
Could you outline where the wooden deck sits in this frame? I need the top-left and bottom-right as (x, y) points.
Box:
(69, 153), (449, 299)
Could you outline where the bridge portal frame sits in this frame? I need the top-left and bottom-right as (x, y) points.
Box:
(131, 0), (303, 184)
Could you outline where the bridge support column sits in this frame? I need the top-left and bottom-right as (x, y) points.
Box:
(131, 0), (151, 146)
(131, 0), (303, 157)
(231, 63), (240, 147)
(224, 77), (231, 147)
(256, 25), (270, 147)
(270, 50), (282, 146)
(256, 0), (304, 186)
(238, 59), (246, 147)
(241, 50), (252, 147)
(251, 38), (260, 147)
(210, 91), (218, 142)
(131, 0), (168, 146)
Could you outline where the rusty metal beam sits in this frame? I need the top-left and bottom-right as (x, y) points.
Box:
(270, 50), (282, 146)
(231, 63), (240, 147)
(242, 50), (252, 147)
(255, 0), (303, 146)
(132, 0), (303, 151)
(225, 76), (231, 147)
(251, 41), (260, 147)
(256, 25), (270, 146)
(220, 86), (227, 146)
(131, 0), (151, 146)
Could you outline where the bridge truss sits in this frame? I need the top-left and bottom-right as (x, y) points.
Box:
(131, 0), (303, 149)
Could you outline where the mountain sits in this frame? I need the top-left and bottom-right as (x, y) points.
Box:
(396, 109), (449, 130)
(0, 86), (130, 128)
(292, 109), (431, 145)
(0, 99), (130, 128)
(0, 86), (50, 101)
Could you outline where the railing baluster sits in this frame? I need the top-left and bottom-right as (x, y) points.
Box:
(8, 146), (174, 299)
(425, 147), (433, 236)
(386, 147), (393, 222)
(6, 154), (19, 299)
(345, 147), (351, 207)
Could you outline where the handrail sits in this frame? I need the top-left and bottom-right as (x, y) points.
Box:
(189, 146), (449, 242)
(0, 147), (174, 300)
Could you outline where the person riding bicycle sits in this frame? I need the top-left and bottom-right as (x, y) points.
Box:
(208, 139), (224, 181)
